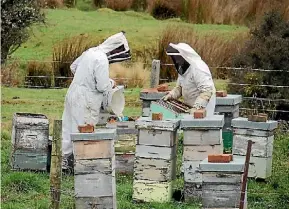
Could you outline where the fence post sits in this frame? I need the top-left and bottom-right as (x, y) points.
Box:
(150, 59), (160, 88)
(50, 120), (62, 209)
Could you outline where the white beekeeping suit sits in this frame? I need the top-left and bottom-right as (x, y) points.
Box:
(163, 43), (216, 116)
(61, 32), (131, 170)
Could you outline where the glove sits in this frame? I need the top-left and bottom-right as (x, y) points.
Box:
(185, 108), (198, 115)
(163, 93), (173, 101)
(109, 79), (116, 88)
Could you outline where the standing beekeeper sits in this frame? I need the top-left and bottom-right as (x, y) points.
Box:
(61, 31), (131, 170)
(163, 43), (216, 116)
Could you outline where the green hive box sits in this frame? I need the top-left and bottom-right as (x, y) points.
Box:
(150, 100), (189, 120)
(222, 129), (233, 154)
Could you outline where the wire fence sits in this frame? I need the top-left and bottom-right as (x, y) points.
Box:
(2, 59), (289, 118)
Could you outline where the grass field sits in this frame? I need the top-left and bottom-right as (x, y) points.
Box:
(1, 86), (289, 209)
(9, 8), (247, 62)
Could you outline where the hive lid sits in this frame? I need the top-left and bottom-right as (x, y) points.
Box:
(71, 129), (117, 141)
(13, 112), (49, 126)
(140, 92), (168, 100)
(215, 94), (242, 106)
(199, 156), (246, 173)
(180, 115), (224, 129)
(232, 117), (278, 131)
(135, 117), (180, 131)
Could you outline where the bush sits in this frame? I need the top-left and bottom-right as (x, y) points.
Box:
(229, 11), (289, 120)
(131, 0), (147, 12)
(52, 34), (101, 87)
(39, 0), (63, 8)
(1, 61), (24, 87)
(26, 61), (52, 88)
(1, 0), (45, 64)
(93, 0), (106, 8)
(157, 24), (247, 81)
(151, 0), (178, 19)
(105, 0), (133, 11)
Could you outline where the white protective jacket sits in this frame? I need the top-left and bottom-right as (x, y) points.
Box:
(61, 32), (130, 156)
(167, 43), (216, 116)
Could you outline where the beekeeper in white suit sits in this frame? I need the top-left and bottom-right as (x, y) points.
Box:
(61, 31), (131, 170)
(163, 43), (216, 116)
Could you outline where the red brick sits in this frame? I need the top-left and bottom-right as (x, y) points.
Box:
(152, 113), (163, 121)
(78, 124), (94, 133)
(216, 90), (228, 97)
(157, 84), (169, 92)
(208, 154), (232, 163)
(248, 114), (267, 122)
(141, 88), (158, 93)
(194, 109), (207, 119)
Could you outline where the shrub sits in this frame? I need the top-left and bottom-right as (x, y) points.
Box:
(39, 0), (63, 8)
(157, 24), (247, 81)
(26, 61), (52, 88)
(229, 11), (289, 120)
(105, 0), (133, 11)
(131, 0), (147, 12)
(1, 0), (45, 64)
(150, 0), (178, 20)
(93, 0), (106, 8)
(52, 34), (101, 87)
(1, 61), (24, 87)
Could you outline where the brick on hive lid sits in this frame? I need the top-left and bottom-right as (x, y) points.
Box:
(208, 154), (233, 163)
(194, 109), (206, 119)
(216, 90), (228, 97)
(248, 113), (268, 122)
(141, 88), (158, 93)
(78, 124), (94, 133)
(157, 84), (169, 92)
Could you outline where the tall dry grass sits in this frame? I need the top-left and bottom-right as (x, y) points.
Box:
(109, 62), (150, 88)
(52, 34), (102, 87)
(183, 0), (289, 24)
(157, 24), (248, 80)
(1, 61), (24, 87)
(105, 0), (133, 11)
(26, 61), (52, 88)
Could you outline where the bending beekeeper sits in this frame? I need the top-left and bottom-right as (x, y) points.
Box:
(61, 31), (131, 170)
(163, 43), (216, 116)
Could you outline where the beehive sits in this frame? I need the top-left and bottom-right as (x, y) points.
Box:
(11, 113), (49, 171)
(150, 99), (190, 120)
(106, 121), (137, 174)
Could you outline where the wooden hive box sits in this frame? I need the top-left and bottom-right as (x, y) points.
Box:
(11, 113), (49, 171)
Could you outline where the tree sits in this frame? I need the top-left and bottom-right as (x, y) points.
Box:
(229, 11), (289, 120)
(1, 0), (45, 64)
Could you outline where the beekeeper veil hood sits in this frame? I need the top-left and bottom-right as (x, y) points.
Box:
(166, 43), (202, 75)
(96, 31), (131, 64)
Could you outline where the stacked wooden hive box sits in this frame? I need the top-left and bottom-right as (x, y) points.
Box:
(140, 86), (169, 117)
(214, 91), (242, 153)
(199, 155), (247, 208)
(11, 113), (49, 171)
(106, 121), (137, 174)
(132, 117), (180, 202)
(232, 117), (278, 179)
(180, 115), (225, 201)
(71, 129), (117, 209)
